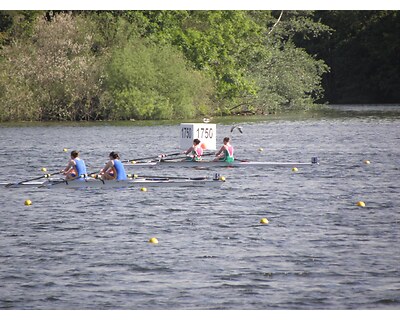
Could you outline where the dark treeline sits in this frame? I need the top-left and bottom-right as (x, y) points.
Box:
(306, 11), (400, 104)
(0, 10), (398, 122)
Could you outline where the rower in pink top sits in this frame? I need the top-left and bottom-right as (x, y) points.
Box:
(184, 138), (204, 162)
(214, 137), (234, 163)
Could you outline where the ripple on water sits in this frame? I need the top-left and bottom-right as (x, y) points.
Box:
(1, 116), (400, 309)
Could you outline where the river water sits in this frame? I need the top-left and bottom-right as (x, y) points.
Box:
(0, 105), (399, 310)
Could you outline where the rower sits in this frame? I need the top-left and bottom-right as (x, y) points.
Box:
(213, 137), (234, 163)
(61, 150), (87, 180)
(99, 151), (127, 180)
(183, 138), (203, 162)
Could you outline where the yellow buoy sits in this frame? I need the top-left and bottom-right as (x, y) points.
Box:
(258, 147), (264, 152)
(149, 237), (158, 244)
(63, 148), (68, 152)
(24, 199), (32, 206)
(292, 167), (298, 172)
(357, 201), (366, 207)
(364, 160), (371, 165)
(219, 176), (226, 182)
(41, 167), (47, 172)
(260, 218), (269, 224)
(131, 160), (136, 164)
(140, 187), (147, 192)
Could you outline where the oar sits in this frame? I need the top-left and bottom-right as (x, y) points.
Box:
(5, 171), (61, 188)
(159, 155), (188, 161)
(201, 151), (215, 157)
(50, 170), (99, 186)
(133, 174), (208, 180)
(160, 151), (216, 161)
(123, 152), (183, 163)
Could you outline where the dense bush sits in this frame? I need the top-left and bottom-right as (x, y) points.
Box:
(0, 14), (104, 121)
(105, 40), (214, 120)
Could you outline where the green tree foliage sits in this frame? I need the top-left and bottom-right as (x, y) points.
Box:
(85, 11), (147, 50)
(243, 11), (330, 113)
(0, 10), (338, 122)
(139, 11), (263, 110)
(249, 43), (328, 112)
(0, 14), (105, 121)
(0, 11), (42, 45)
(135, 10), (330, 115)
(105, 39), (214, 120)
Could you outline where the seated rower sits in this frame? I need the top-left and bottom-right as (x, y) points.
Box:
(183, 138), (203, 162)
(213, 137), (234, 163)
(99, 151), (127, 180)
(61, 150), (87, 180)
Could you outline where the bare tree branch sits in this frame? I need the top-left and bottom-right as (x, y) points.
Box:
(267, 10), (284, 35)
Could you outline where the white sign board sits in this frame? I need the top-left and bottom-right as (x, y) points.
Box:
(180, 123), (216, 151)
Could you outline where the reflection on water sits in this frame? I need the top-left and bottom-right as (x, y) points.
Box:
(1, 104), (399, 129)
(328, 104), (400, 112)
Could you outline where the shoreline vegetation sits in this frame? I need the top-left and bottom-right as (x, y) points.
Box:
(0, 11), (399, 122)
(1, 105), (399, 128)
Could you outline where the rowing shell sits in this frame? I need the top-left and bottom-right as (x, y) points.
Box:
(2, 177), (225, 189)
(126, 157), (320, 168)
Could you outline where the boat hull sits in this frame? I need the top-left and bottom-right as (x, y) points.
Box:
(2, 177), (225, 189)
(126, 157), (319, 168)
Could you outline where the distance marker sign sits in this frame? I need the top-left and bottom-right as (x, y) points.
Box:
(180, 123), (216, 151)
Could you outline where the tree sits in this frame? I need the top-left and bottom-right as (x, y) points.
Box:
(244, 11), (330, 113)
(0, 11), (42, 45)
(310, 11), (400, 103)
(0, 10), (335, 121)
(105, 38), (214, 120)
(139, 11), (263, 110)
(0, 13), (105, 121)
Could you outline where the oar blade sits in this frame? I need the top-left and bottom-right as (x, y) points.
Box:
(5, 171), (61, 187)
(5, 182), (16, 188)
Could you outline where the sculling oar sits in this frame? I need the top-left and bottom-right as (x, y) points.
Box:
(197, 151), (215, 157)
(133, 174), (208, 180)
(126, 149), (218, 163)
(49, 170), (99, 186)
(159, 151), (216, 161)
(5, 171), (61, 188)
(123, 152), (183, 163)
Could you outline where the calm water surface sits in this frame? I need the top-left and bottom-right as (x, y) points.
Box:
(0, 106), (399, 309)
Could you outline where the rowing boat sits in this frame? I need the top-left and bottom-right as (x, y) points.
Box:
(2, 176), (226, 189)
(126, 157), (320, 168)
